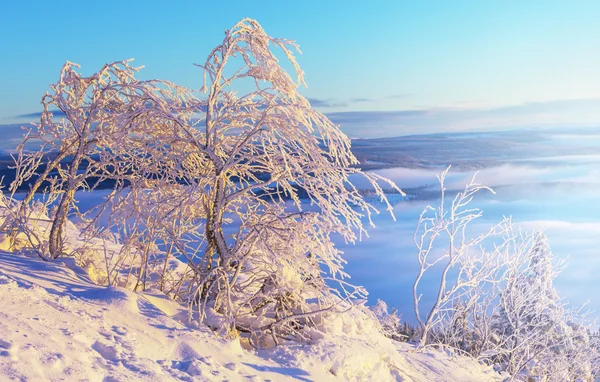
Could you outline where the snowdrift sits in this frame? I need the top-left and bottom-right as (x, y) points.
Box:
(0, 251), (501, 381)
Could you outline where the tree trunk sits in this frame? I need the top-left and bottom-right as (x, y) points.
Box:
(48, 187), (76, 259)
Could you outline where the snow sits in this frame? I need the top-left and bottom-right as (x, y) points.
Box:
(0, 250), (501, 381)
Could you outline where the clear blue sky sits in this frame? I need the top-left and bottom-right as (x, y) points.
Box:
(1, 0), (599, 137)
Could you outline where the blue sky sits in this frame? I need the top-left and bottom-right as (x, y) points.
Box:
(1, 0), (599, 137)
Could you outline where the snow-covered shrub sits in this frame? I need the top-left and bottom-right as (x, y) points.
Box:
(371, 299), (404, 341)
(489, 233), (595, 380)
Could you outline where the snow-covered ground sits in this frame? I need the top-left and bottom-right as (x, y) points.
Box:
(0, 251), (501, 381)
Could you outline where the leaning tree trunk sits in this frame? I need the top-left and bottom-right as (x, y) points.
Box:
(48, 147), (85, 259)
(48, 187), (77, 259)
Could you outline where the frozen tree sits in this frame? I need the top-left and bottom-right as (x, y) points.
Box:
(408, 168), (598, 379)
(371, 299), (403, 340)
(489, 233), (595, 380)
(411, 167), (507, 347)
(7, 60), (150, 259)
(8, 18), (400, 343)
(170, 18), (403, 340)
(8, 56), (201, 270)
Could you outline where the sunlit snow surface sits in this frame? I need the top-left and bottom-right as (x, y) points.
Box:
(0, 252), (500, 381)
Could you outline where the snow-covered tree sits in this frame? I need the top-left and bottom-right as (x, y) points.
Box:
(490, 233), (594, 380)
(411, 167), (507, 347)
(174, 18), (401, 340)
(8, 60), (150, 259)
(409, 169), (598, 379)
(371, 299), (403, 340)
(8, 58), (200, 266)
(9, 18), (400, 343)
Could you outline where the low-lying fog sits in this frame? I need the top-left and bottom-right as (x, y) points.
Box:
(343, 156), (600, 323)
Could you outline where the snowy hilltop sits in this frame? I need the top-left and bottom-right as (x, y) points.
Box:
(0, 251), (500, 381)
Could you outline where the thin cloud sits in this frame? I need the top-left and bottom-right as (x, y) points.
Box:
(386, 94), (412, 100)
(306, 98), (346, 108)
(0, 124), (35, 152)
(311, 94), (413, 107)
(14, 110), (65, 119)
(326, 98), (600, 137)
(308, 96), (401, 108)
(327, 109), (431, 124)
